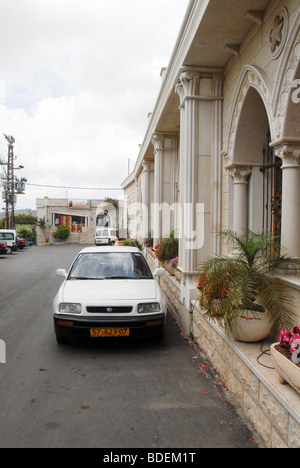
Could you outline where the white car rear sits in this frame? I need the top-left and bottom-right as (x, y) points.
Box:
(95, 228), (117, 246)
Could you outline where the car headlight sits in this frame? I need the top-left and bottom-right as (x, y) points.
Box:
(138, 303), (161, 314)
(59, 303), (82, 314)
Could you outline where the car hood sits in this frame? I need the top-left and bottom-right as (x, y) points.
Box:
(61, 279), (157, 303)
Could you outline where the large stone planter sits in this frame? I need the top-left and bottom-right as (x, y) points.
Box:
(271, 343), (300, 395)
(233, 310), (273, 343)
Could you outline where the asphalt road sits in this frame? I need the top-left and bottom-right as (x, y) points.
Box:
(0, 244), (262, 449)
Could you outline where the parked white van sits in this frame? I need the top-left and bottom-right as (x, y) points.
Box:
(95, 228), (117, 246)
(0, 230), (18, 254)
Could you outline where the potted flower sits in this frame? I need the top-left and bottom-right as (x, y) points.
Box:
(271, 326), (300, 394)
(170, 256), (179, 270)
(198, 230), (300, 342)
(154, 232), (179, 264)
(144, 236), (153, 249)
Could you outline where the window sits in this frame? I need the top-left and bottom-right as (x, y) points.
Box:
(69, 252), (153, 280)
(52, 213), (89, 230)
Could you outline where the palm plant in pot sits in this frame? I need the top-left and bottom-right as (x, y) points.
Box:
(198, 230), (300, 342)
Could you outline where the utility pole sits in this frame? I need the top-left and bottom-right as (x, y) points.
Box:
(6, 135), (15, 229)
(0, 135), (26, 229)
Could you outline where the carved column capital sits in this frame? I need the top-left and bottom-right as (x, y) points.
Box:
(175, 70), (200, 106)
(151, 133), (164, 153)
(142, 160), (151, 172)
(151, 133), (178, 153)
(274, 143), (300, 168)
(230, 166), (252, 183)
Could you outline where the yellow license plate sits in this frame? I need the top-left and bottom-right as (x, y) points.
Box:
(90, 328), (130, 337)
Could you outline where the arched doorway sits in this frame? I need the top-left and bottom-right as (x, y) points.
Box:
(229, 84), (281, 241)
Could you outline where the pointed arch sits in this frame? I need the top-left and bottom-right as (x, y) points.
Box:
(223, 65), (274, 167)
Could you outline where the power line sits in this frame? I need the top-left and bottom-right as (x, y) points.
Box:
(26, 183), (123, 191)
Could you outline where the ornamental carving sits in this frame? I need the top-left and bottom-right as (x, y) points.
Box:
(269, 8), (288, 59)
(175, 71), (200, 106)
(230, 166), (252, 183)
(274, 144), (300, 167)
(274, 35), (300, 139)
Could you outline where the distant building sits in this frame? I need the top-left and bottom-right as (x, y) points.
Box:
(36, 197), (126, 246)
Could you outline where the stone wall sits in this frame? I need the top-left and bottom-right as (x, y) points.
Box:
(36, 225), (95, 246)
(145, 249), (192, 333)
(192, 306), (300, 449)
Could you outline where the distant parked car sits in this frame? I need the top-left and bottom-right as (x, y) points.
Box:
(0, 242), (7, 255)
(0, 230), (18, 254)
(95, 227), (117, 246)
(17, 238), (27, 250)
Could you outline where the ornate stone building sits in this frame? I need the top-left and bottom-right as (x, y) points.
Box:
(122, 0), (300, 447)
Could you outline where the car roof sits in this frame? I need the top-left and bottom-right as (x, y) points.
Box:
(78, 246), (141, 254)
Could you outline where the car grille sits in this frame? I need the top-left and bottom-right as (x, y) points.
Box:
(86, 306), (133, 314)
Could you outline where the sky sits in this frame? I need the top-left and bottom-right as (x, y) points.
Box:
(0, 0), (190, 212)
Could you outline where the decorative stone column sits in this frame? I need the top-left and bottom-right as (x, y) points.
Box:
(151, 133), (178, 246)
(151, 134), (163, 246)
(230, 166), (252, 237)
(275, 143), (300, 257)
(142, 160), (150, 239)
(175, 71), (200, 321)
(175, 71), (200, 278)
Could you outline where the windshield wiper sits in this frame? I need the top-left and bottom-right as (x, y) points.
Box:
(105, 276), (133, 280)
(70, 277), (104, 280)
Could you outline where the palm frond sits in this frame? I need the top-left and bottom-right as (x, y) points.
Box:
(198, 230), (299, 334)
(254, 273), (297, 330)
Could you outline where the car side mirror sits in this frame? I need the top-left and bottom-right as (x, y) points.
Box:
(56, 269), (68, 278)
(153, 267), (166, 277)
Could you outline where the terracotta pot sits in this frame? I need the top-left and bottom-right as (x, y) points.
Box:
(233, 310), (273, 343)
(271, 343), (300, 394)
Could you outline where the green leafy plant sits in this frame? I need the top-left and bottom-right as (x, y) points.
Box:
(53, 225), (70, 241)
(154, 231), (178, 263)
(199, 230), (300, 336)
(122, 238), (142, 250)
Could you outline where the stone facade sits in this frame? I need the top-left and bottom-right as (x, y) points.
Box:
(123, 0), (300, 447)
(122, 0), (300, 324)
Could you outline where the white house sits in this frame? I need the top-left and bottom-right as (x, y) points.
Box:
(121, 0), (300, 447)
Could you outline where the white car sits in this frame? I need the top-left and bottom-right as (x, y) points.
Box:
(0, 229), (18, 254)
(53, 246), (167, 344)
(95, 227), (117, 246)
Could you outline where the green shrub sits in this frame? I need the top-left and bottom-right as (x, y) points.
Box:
(155, 232), (178, 263)
(53, 225), (70, 240)
(122, 238), (142, 250)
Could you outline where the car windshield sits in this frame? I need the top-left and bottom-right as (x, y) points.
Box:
(69, 252), (153, 280)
